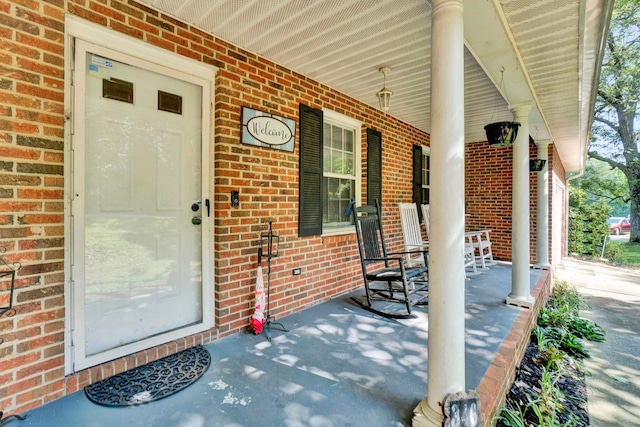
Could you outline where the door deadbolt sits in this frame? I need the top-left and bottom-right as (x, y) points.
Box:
(191, 200), (201, 212)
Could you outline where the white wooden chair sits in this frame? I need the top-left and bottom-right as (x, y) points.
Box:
(464, 242), (480, 276)
(420, 204), (478, 277)
(465, 229), (495, 270)
(399, 203), (429, 267)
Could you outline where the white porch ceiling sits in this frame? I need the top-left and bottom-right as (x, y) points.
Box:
(138, 0), (612, 173)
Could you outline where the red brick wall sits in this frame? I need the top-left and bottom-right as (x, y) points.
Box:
(465, 138), (545, 263)
(211, 47), (429, 334)
(1, 0), (67, 414)
(0, 0), (430, 414)
(0, 0), (568, 416)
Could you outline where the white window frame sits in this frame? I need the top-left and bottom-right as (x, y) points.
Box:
(422, 145), (430, 205)
(322, 109), (361, 236)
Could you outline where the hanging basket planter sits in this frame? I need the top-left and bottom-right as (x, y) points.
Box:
(529, 159), (547, 172)
(484, 122), (521, 147)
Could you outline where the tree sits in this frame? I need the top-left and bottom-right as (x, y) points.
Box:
(570, 158), (630, 216)
(588, 0), (640, 241)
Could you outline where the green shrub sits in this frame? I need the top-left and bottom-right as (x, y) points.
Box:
(547, 280), (589, 312)
(603, 240), (624, 262)
(495, 280), (606, 427)
(536, 281), (605, 358)
(568, 188), (611, 257)
(568, 316), (606, 342)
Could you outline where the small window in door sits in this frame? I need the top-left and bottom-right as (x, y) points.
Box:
(102, 78), (133, 103)
(158, 91), (183, 115)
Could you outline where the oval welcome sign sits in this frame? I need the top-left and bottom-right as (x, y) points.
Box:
(241, 107), (296, 152)
(246, 116), (292, 145)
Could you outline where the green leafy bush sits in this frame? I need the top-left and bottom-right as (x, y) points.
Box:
(534, 326), (590, 358)
(495, 281), (606, 427)
(568, 188), (611, 257)
(535, 281), (605, 358)
(569, 316), (606, 342)
(603, 240), (624, 263)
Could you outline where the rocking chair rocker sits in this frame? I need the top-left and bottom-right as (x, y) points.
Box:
(350, 201), (428, 319)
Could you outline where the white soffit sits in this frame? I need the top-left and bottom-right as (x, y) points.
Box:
(138, 0), (611, 173)
(498, 0), (612, 172)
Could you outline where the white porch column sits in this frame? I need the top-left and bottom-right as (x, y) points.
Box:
(506, 103), (535, 308)
(412, 0), (465, 425)
(534, 139), (551, 269)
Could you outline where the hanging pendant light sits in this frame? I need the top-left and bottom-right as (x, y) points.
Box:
(377, 67), (393, 111)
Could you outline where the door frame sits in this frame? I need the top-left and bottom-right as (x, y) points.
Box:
(64, 16), (216, 374)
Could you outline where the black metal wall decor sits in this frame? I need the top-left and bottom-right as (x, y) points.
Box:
(484, 121), (521, 147)
(0, 412), (28, 425)
(258, 222), (289, 341)
(0, 249), (21, 319)
(529, 159), (547, 171)
(0, 250), (27, 424)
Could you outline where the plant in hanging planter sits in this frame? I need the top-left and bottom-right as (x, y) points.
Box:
(530, 159), (547, 172)
(484, 121), (521, 147)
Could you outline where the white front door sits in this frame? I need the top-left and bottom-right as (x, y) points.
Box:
(71, 40), (212, 370)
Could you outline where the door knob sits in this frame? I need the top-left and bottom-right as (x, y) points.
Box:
(192, 216), (202, 225)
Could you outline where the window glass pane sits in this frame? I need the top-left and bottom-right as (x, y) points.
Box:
(422, 151), (430, 204)
(323, 123), (331, 146)
(323, 150), (331, 173)
(327, 150), (340, 174)
(344, 152), (353, 175)
(334, 151), (347, 175)
(322, 116), (358, 232)
(344, 130), (354, 152)
(323, 123), (332, 173)
(332, 126), (342, 150)
(423, 153), (430, 186)
(422, 188), (430, 205)
(323, 177), (355, 226)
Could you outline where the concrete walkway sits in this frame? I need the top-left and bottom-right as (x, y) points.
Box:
(556, 257), (640, 427)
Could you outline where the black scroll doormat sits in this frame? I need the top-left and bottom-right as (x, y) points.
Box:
(85, 345), (211, 407)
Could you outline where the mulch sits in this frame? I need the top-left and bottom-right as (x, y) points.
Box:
(495, 341), (589, 426)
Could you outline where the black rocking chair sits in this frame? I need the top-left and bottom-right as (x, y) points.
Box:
(350, 200), (429, 319)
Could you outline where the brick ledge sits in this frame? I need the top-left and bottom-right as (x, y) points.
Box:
(477, 269), (552, 426)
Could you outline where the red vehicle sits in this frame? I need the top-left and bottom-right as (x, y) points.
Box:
(609, 217), (631, 235)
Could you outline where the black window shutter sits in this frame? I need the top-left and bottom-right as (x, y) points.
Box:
(412, 144), (423, 206)
(367, 128), (382, 206)
(298, 104), (323, 237)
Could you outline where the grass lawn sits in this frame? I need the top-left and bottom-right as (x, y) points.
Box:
(619, 242), (640, 267)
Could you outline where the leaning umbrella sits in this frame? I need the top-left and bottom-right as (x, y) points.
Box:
(249, 264), (266, 334)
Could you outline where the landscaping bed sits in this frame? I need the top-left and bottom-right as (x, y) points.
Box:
(494, 281), (605, 427)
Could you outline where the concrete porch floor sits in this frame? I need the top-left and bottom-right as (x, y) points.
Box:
(13, 264), (544, 427)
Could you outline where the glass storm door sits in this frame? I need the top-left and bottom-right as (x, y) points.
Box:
(71, 41), (209, 369)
